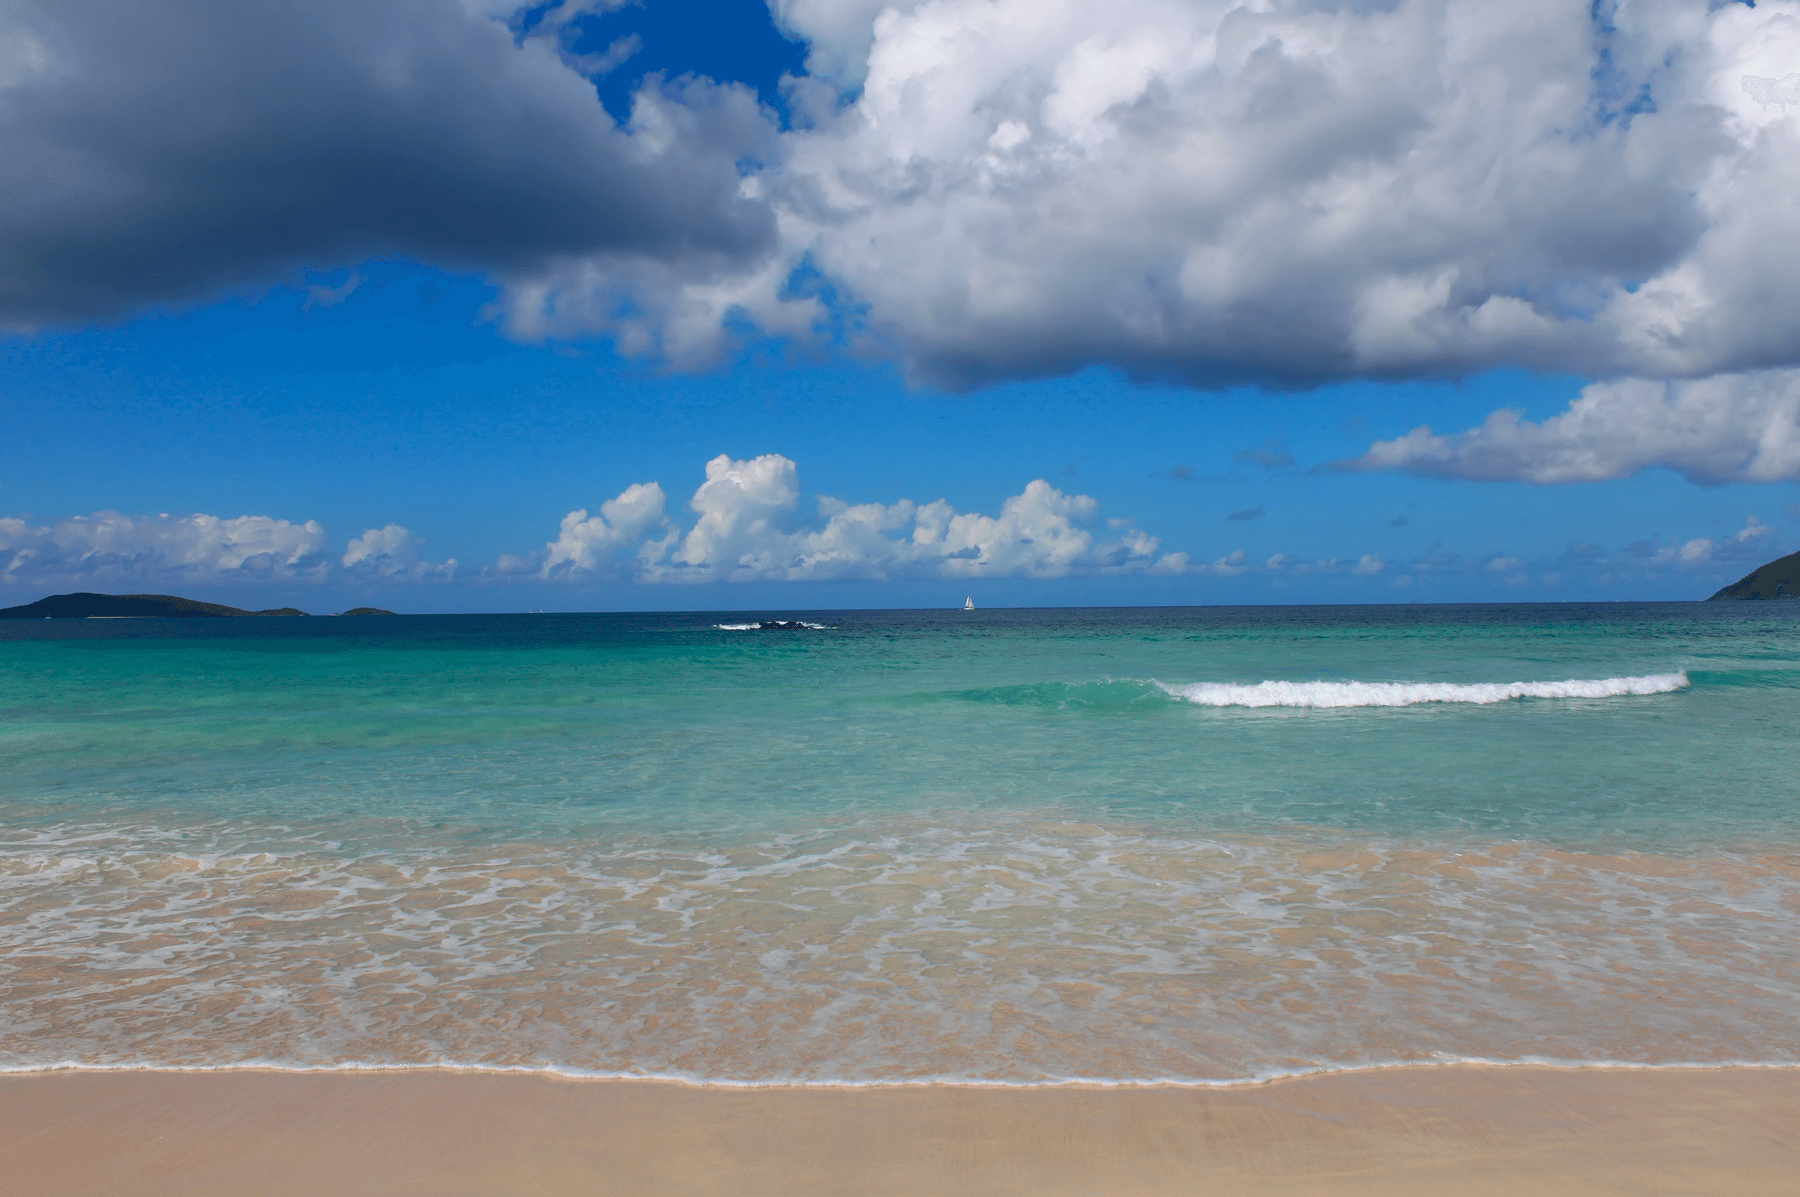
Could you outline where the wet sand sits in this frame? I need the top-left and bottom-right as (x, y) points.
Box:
(2, 1065), (1794, 1196)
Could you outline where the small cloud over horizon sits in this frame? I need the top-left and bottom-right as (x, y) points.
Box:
(1234, 442), (1294, 471)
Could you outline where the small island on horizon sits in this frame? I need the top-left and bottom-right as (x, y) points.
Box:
(0, 593), (397, 619)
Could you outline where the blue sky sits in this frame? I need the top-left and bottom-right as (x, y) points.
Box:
(4, 0), (1799, 611)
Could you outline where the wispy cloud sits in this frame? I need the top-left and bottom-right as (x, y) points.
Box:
(1234, 442), (1294, 471)
(302, 271), (361, 311)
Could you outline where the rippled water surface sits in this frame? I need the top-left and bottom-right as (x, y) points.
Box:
(3, 604), (1798, 1081)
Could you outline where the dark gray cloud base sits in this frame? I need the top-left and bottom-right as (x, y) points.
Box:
(0, 0), (775, 324)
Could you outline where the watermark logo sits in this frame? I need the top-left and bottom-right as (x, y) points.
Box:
(1742, 73), (1800, 111)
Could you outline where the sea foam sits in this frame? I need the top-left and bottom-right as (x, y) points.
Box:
(714, 620), (830, 630)
(4, 813), (1796, 1084)
(1155, 672), (1688, 708)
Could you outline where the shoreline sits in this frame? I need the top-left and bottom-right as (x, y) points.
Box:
(5, 1055), (1800, 1087)
(4, 1063), (1795, 1195)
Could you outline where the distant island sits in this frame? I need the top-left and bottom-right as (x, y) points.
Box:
(1710, 550), (1800, 600)
(0, 593), (409, 618)
(0, 592), (313, 619)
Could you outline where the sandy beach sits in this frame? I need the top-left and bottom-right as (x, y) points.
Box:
(2, 1064), (1794, 1196)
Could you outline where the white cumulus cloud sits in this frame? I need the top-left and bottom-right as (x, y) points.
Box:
(767, 0), (923, 87)
(1634, 515), (1777, 570)
(0, 512), (333, 586)
(509, 453), (1188, 582)
(516, 482), (676, 578)
(342, 525), (458, 581)
(506, 0), (1800, 394)
(0, 511), (454, 591)
(1347, 369), (1800, 484)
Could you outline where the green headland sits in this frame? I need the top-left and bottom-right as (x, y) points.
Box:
(1710, 550), (1800, 600)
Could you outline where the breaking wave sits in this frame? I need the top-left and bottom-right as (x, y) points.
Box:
(1156, 673), (1688, 708)
(714, 620), (831, 631)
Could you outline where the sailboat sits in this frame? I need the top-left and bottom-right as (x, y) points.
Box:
(963, 596), (975, 611)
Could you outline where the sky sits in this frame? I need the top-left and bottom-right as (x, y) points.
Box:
(4, 0), (1800, 612)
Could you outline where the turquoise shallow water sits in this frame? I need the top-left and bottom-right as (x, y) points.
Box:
(2, 604), (1797, 1082)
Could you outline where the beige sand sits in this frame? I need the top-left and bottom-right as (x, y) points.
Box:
(2, 1065), (1794, 1196)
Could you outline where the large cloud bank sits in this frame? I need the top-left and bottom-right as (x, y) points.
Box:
(12, 0), (1800, 494)
(517, 0), (1800, 394)
(7, 0), (1800, 397)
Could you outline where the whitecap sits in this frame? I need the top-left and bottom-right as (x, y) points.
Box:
(1154, 672), (1688, 708)
(713, 621), (832, 631)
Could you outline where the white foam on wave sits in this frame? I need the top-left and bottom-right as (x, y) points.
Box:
(714, 621), (831, 631)
(1155, 672), (1688, 709)
(5, 1055), (1797, 1088)
(7, 809), (1796, 1085)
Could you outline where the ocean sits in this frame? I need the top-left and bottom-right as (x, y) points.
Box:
(2, 603), (1797, 1085)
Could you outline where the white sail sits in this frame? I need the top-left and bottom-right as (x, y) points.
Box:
(963, 596), (974, 610)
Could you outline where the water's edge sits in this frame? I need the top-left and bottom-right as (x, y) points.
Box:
(6, 1056), (1799, 1089)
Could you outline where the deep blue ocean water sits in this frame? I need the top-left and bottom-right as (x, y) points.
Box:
(2, 603), (1796, 1082)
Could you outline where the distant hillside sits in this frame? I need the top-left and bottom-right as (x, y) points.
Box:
(0, 592), (309, 619)
(1710, 550), (1800, 600)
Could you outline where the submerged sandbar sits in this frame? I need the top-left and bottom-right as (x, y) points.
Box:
(2, 1064), (1794, 1195)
